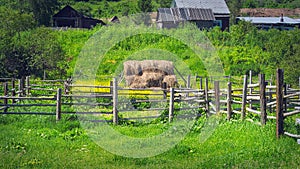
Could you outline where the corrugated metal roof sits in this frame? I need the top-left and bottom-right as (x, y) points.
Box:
(157, 8), (215, 22)
(172, 0), (230, 14)
(237, 17), (300, 24)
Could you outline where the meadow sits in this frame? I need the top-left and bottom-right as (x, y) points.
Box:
(0, 113), (300, 168)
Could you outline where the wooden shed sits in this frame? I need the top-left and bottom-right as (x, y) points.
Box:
(157, 8), (215, 29)
(53, 5), (106, 29)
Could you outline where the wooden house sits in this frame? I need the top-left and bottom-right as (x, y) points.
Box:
(157, 8), (215, 29)
(171, 0), (230, 30)
(53, 5), (106, 29)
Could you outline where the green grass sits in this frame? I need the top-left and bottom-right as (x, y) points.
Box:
(0, 114), (299, 168)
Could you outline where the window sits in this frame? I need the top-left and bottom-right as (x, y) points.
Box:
(213, 20), (222, 28)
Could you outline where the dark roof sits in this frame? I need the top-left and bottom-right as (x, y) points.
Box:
(172, 0), (230, 14)
(157, 8), (215, 22)
(53, 5), (83, 18)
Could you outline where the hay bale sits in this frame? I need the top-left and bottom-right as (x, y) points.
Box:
(123, 60), (176, 88)
(163, 75), (177, 88)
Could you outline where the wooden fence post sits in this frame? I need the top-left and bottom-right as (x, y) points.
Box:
(214, 81), (220, 113)
(18, 79), (22, 97)
(169, 88), (175, 122)
(162, 82), (167, 99)
(276, 69), (284, 138)
(283, 83), (288, 113)
(199, 77), (203, 90)
(26, 76), (30, 96)
(299, 77), (300, 100)
(187, 75), (191, 88)
(11, 78), (15, 103)
(21, 77), (26, 96)
(109, 81), (113, 94)
(227, 82), (232, 120)
(112, 78), (118, 125)
(241, 75), (248, 120)
(56, 88), (62, 121)
(205, 78), (210, 116)
(259, 74), (267, 125)
(3, 82), (8, 113)
(64, 78), (72, 95)
(249, 70), (253, 109)
(268, 81), (273, 113)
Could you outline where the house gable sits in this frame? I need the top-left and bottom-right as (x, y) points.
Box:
(53, 5), (83, 18)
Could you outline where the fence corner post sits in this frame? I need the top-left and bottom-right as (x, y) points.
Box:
(259, 74), (267, 125)
(169, 88), (175, 123)
(56, 88), (62, 121)
(276, 69), (284, 138)
(113, 78), (118, 125)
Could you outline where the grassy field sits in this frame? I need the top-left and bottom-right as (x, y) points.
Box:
(0, 114), (299, 169)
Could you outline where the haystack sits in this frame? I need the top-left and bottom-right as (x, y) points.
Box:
(123, 60), (177, 88)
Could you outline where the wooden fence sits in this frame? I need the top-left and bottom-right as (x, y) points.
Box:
(1, 69), (300, 139)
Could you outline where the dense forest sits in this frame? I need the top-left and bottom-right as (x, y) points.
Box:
(0, 0), (300, 85)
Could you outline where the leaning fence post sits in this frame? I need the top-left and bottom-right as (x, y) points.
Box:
(3, 82), (8, 113)
(276, 69), (284, 138)
(169, 88), (175, 123)
(259, 74), (267, 125)
(214, 81), (220, 113)
(56, 88), (62, 121)
(112, 78), (118, 125)
(205, 78), (210, 116)
(26, 76), (30, 96)
(227, 82), (232, 120)
(241, 75), (248, 120)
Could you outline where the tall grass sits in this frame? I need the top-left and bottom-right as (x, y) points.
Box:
(0, 114), (299, 168)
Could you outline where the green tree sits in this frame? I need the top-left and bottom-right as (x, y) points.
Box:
(0, 7), (36, 77)
(27, 0), (59, 26)
(138, 0), (152, 12)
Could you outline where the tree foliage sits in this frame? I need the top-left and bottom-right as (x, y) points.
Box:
(206, 21), (300, 86)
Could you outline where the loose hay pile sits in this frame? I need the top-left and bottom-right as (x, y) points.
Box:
(124, 60), (177, 88)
